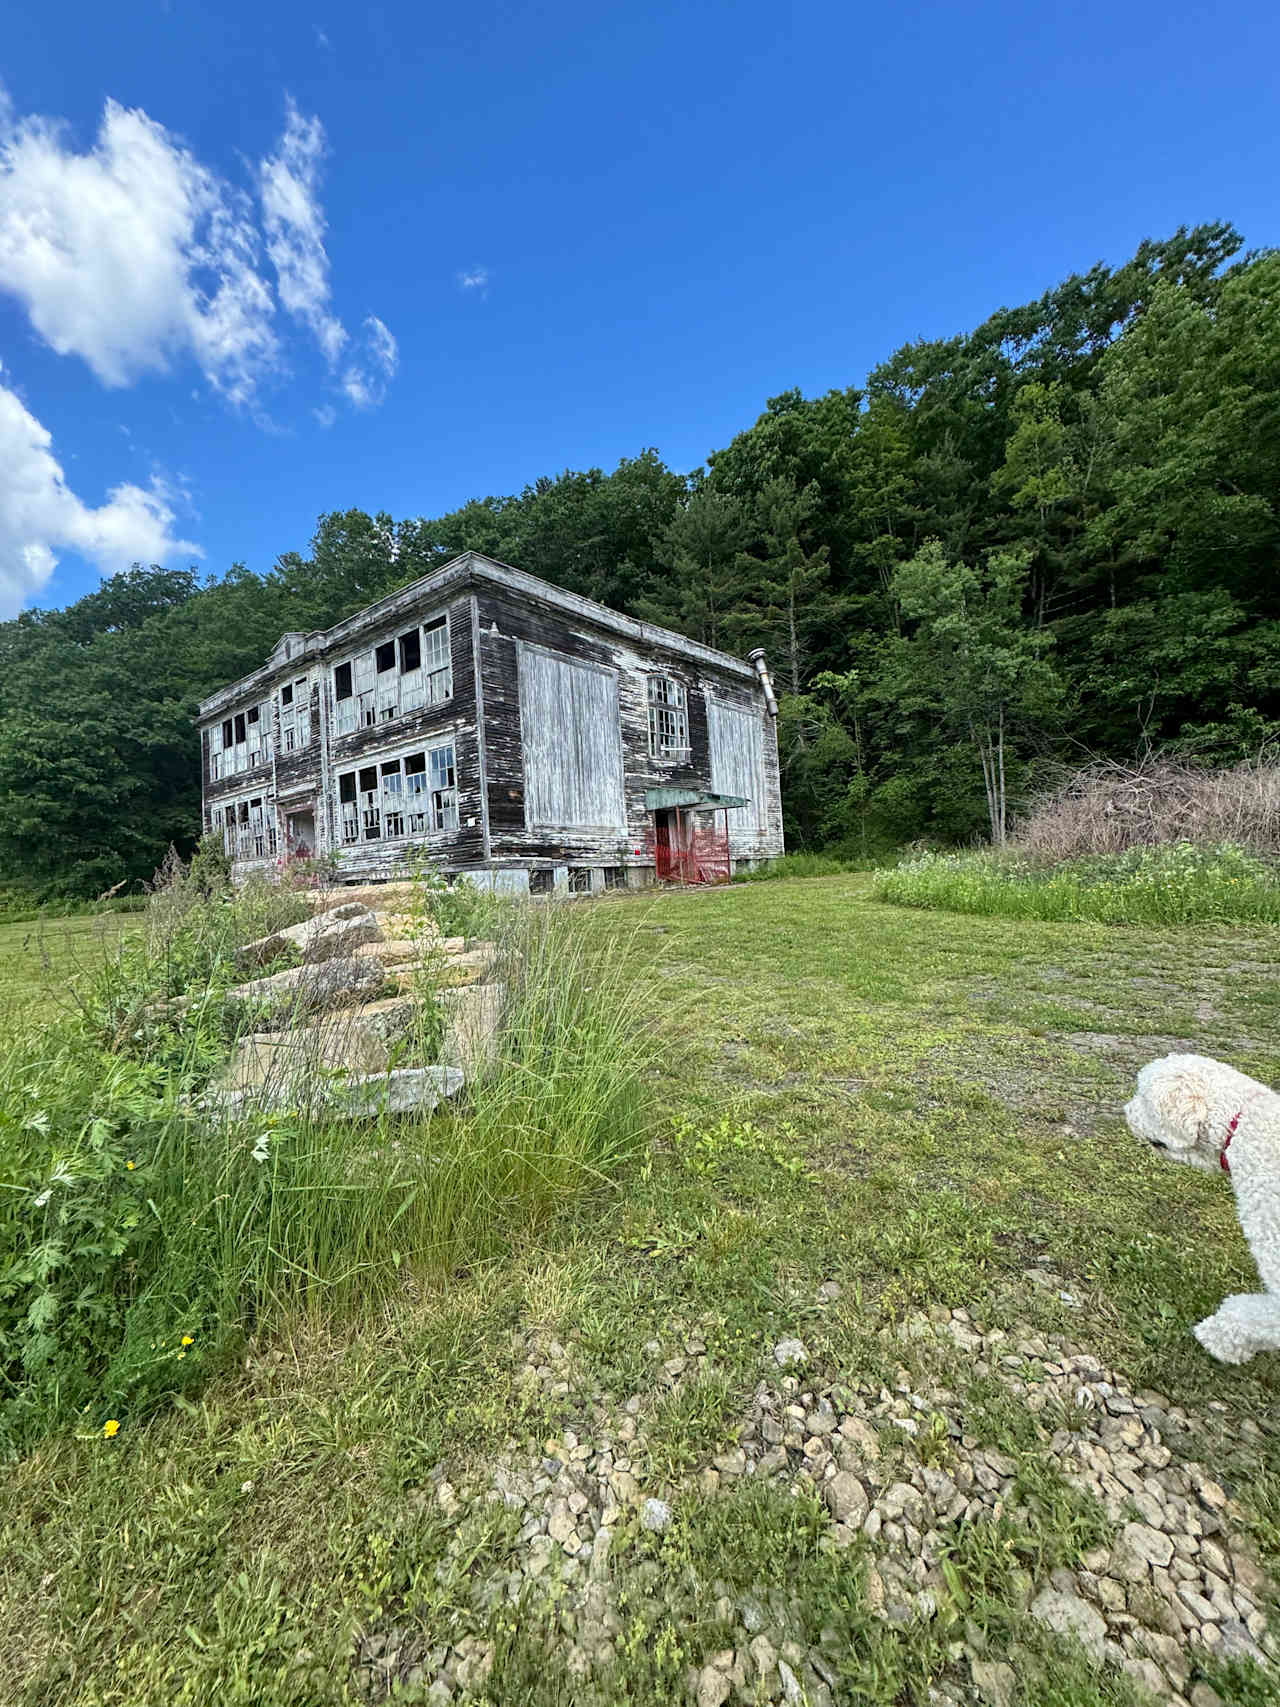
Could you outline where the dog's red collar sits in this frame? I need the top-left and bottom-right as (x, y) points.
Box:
(1222, 1110), (1242, 1172)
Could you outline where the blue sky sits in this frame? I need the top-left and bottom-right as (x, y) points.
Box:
(1, 0), (1276, 617)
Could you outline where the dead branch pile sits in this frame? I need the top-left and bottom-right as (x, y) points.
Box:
(1014, 755), (1280, 859)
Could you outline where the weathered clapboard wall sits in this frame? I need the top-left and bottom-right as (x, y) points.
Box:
(473, 575), (782, 870)
(317, 589), (485, 879)
(196, 551), (783, 883)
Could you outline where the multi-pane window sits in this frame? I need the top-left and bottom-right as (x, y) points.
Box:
(333, 614), (452, 736)
(647, 675), (689, 758)
(279, 677), (311, 751)
(211, 701), (272, 777)
(211, 796), (278, 861)
(336, 742), (458, 844)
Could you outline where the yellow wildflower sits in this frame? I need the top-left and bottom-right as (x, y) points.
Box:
(126, 1161), (136, 1171)
(181, 1335), (194, 1346)
(103, 1419), (120, 1438)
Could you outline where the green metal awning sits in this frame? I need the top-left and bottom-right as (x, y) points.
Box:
(644, 787), (749, 811)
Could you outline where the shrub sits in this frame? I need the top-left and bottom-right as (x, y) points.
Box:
(875, 842), (1280, 926)
(409, 861), (505, 939)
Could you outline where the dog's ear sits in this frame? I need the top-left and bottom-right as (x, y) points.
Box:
(1145, 1068), (1210, 1150)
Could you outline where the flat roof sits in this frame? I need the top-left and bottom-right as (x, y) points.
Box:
(197, 550), (758, 720)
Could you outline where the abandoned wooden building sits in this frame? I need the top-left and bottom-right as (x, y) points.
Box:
(197, 552), (784, 892)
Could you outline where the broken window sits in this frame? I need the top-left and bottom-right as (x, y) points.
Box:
(339, 771), (359, 844)
(381, 759), (404, 837)
(331, 612), (452, 735)
(217, 794), (279, 860)
(359, 765), (380, 839)
(355, 651), (377, 728)
(529, 868), (554, 895)
(423, 617), (451, 704)
(602, 866), (624, 889)
(568, 867), (592, 894)
(338, 740), (457, 842)
(279, 676), (310, 751)
(215, 699), (273, 776)
(647, 675), (689, 758)
(427, 742), (458, 829)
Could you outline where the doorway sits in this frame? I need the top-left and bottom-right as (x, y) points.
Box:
(286, 807), (316, 859)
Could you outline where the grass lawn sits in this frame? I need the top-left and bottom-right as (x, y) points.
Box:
(2, 876), (1278, 1706)
(0, 911), (135, 1020)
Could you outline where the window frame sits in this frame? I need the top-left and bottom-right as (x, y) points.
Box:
(647, 673), (690, 759)
(335, 739), (458, 844)
(212, 790), (279, 861)
(331, 610), (453, 737)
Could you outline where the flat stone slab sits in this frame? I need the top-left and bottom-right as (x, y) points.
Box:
(215, 994), (425, 1093)
(235, 906), (382, 972)
(351, 938), (422, 967)
(392, 945), (498, 992)
(439, 982), (506, 1075)
(218, 1016), (392, 1097)
(226, 955), (388, 1026)
(327, 1064), (465, 1118)
(213, 1062), (464, 1120)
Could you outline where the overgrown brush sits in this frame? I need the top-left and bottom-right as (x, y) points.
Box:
(876, 842), (1280, 925)
(1015, 753), (1280, 859)
(0, 876), (654, 1452)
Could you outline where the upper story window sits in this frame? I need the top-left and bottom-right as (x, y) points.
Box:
(278, 676), (311, 752)
(333, 613), (452, 736)
(337, 742), (458, 844)
(647, 674), (689, 759)
(209, 700), (273, 780)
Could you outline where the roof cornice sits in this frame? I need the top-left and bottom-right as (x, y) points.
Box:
(197, 551), (756, 719)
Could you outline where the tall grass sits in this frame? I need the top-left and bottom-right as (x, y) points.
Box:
(876, 842), (1280, 926)
(734, 851), (870, 883)
(0, 888), (654, 1451)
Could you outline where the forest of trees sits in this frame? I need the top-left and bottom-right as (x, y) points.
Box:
(1, 221), (1277, 896)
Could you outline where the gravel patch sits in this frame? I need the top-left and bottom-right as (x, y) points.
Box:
(351, 1311), (1276, 1705)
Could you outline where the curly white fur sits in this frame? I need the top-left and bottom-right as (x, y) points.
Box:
(1126, 1052), (1280, 1364)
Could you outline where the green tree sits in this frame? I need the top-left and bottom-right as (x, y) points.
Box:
(640, 485), (749, 650)
(888, 541), (1061, 842)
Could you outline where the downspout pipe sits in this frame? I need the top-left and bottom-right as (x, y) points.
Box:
(747, 648), (779, 717)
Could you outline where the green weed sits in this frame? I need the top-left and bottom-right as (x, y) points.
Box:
(878, 841), (1280, 925)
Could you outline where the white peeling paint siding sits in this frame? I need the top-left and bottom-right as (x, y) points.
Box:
(707, 696), (767, 849)
(518, 643), (626, 828)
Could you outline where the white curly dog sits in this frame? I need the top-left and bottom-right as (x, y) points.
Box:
(1126, 1053), (1280, 1364)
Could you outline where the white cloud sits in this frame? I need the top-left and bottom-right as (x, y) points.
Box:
(312, 403), (336, 428)
(0, 379), (201, 617)
(258, 98), (347, 365)
(0, 94), (278, 404)
(0, 89), (397, 418)
(458, 266), (489, 293)
(341, 314), (398, 409)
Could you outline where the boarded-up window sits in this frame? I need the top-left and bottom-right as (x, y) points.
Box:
(519, 645), (625, 829)
(707, 697), (765, 838)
